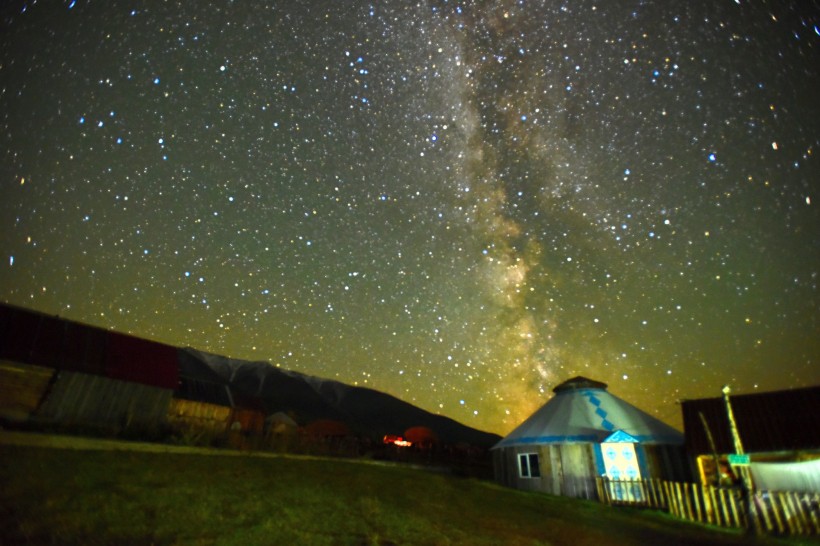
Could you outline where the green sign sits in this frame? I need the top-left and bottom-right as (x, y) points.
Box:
(728, 454), (750, 466)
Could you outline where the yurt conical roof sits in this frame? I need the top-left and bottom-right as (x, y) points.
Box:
(494, 376), (683, 448)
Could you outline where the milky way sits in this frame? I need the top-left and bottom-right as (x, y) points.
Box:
(1, 0), (818, 434)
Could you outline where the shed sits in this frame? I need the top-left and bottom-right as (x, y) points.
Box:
(681, 385), (820, 487)
(492, 376), (688, 499)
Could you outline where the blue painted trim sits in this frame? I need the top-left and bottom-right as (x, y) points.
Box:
(593, 443), (606, 476)
(498, 434), (599, 445)
(495, 433), (682, 448)
(603, 429), (640, 443)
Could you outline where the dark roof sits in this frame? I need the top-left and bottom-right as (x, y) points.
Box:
(681, 386), (820, 454)
(106, 331), (178, 389)
(0, 302), (178, 389)
(552, 376), (608, 393)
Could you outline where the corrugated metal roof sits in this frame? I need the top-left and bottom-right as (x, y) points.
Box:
(681, 386), (820, 454)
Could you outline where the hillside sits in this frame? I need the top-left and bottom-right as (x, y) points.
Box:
(2, 440), (804, 546)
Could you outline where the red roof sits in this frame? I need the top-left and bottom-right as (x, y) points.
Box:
(105, 332), (179, 389)
(0, 303), (178, 390)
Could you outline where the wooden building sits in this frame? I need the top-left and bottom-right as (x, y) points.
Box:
(0, 303), (178, 434)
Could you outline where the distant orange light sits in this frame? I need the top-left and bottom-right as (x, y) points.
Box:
(383, 435), (412, 447)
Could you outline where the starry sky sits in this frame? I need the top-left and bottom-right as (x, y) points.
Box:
(1, 0), (818, 435)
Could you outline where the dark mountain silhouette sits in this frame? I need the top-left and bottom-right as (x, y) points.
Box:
(179, 347), (501, 448)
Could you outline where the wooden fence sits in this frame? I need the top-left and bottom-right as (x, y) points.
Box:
(596, 477), (819, 536)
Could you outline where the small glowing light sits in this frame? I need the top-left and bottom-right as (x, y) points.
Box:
(771, 141), (778, 150)
(383, 435), (411, 447)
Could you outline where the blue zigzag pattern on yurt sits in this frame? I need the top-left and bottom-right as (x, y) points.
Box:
(581, 389), (615, 431)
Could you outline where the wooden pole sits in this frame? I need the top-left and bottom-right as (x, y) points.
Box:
(722, 386), (757, 533)
(698, 411), (721, 486)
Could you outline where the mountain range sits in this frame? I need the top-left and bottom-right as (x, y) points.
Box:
(177, 347), (502, 448)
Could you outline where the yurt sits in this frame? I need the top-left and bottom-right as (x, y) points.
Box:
(492, 376), (689, 499)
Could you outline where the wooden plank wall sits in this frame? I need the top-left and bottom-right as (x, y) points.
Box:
(560, 444), (598, 499)
(36, 371), (172, 432)
(596, 477), (820, 536)
(167, 398), (231, 435)
(0, 360), (54, 421)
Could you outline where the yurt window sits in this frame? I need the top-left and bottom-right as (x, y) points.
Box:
(518, 453), (541, 478)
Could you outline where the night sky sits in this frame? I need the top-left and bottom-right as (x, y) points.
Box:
(2, 0), (818, 435)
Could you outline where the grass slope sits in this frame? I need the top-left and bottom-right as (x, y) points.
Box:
(0, 444), (813, 546)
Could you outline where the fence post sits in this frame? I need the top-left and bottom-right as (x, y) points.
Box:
(692, 482), (703, 524)
(773, 492), (788, 533)
(710, 486), (723, 526)
(676, 482), (687, 521)
(781, 492), (803, 535)
(680, 482), (692, 521)
(808, 493), (820, 534)
(703, 484), (714, 525)
(720, 488), (733, 527)
(663, 481), (675, 517)
(649, 478), (662, 508)
(795, 492), (812, 534)
(755, 492), (773, 533)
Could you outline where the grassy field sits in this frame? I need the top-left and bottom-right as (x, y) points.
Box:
(0, 442), (815, 546)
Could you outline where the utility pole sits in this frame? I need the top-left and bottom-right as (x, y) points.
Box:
(722, 385), (757, 533)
